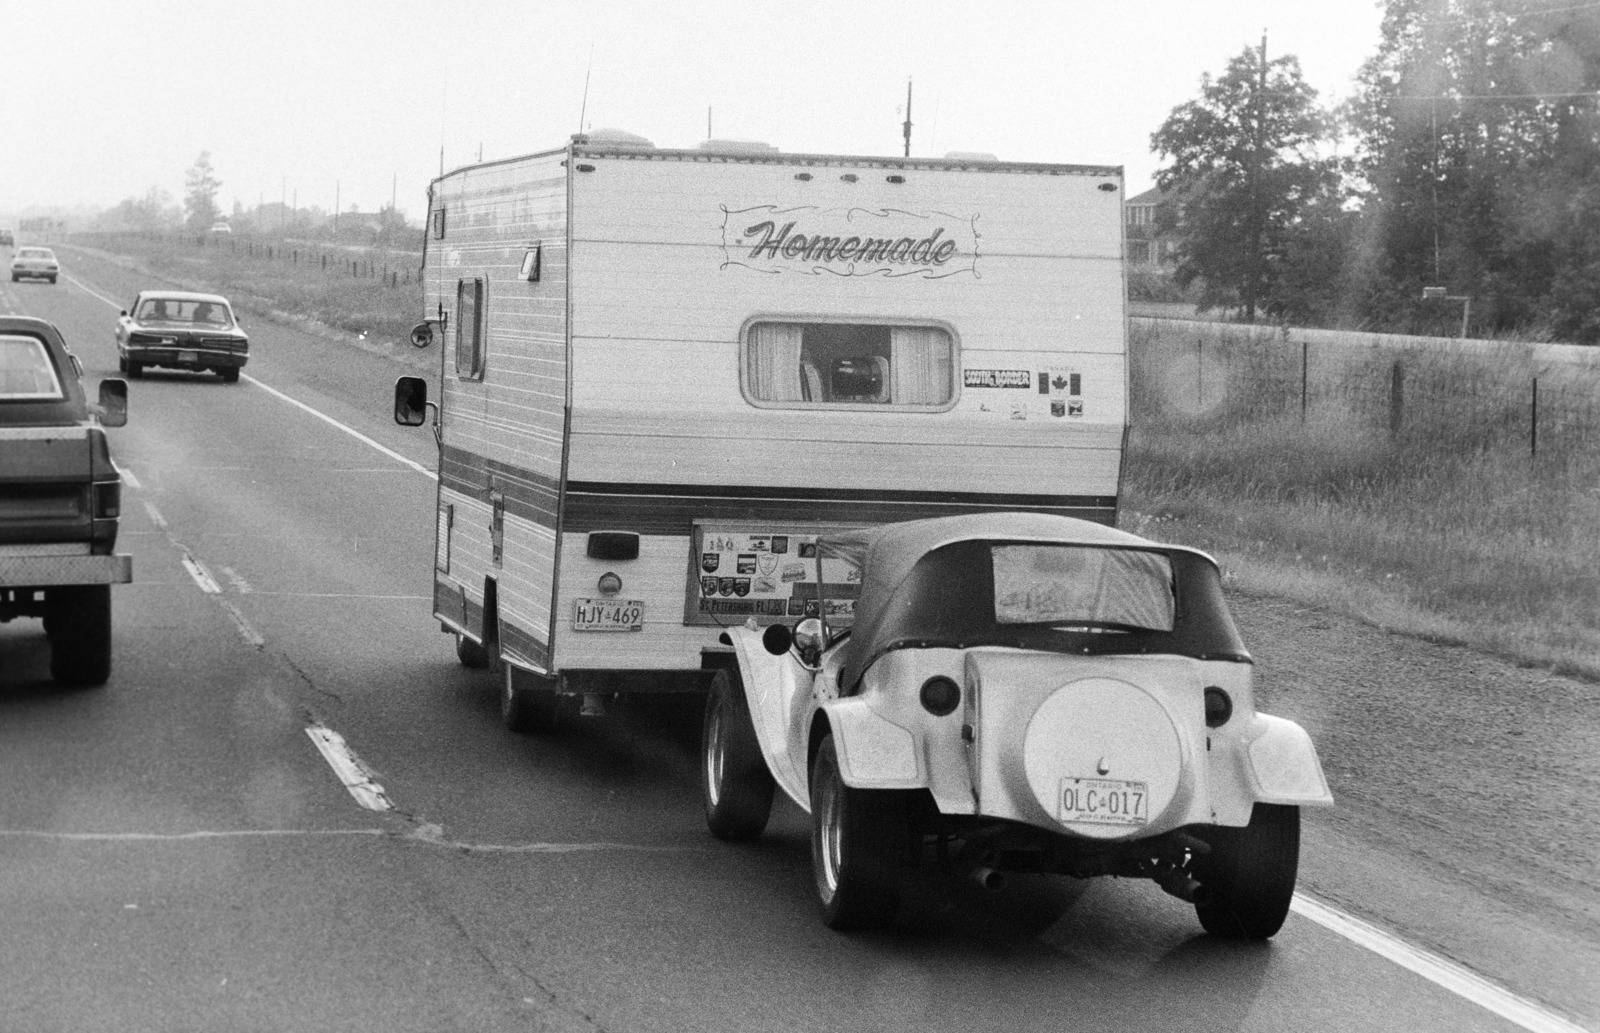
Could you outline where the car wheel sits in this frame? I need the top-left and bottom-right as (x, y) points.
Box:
(127, 362), (144, 379)
(117, 355), (127, 373)
(48, 585), (112, 687)
(1192, 803), (1300, 940)
(501, 664), (562, 734)
(8, 274), (16, 282)
(810, 734), (908, 930)
(48, 275), (57, 284)
(701, 669), (775, 841)
(455, 632), (489, 668)
(220, 368), (240, 383)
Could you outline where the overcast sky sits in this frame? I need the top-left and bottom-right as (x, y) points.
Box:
(1, 0), (1384, 220)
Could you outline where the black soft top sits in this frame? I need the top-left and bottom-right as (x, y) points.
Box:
(818, 513), (1251, 694)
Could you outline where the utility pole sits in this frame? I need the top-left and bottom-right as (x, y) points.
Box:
(902, 79), (914, 157)
(280, 176), (286, 232)
(335, 180), (340, 238)
(1246, 31), (1267, 322)
(707, 106), (712, 140)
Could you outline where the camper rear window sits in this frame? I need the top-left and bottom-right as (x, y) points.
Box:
(743, 320), (955, 409)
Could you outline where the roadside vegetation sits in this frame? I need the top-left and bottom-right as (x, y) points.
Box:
(1125, 320), (1600, 678)
(71, 231), (423, 348)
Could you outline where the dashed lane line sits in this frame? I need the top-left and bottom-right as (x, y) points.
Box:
(303, 723), (393, 812)
(180, 554), (221, 594)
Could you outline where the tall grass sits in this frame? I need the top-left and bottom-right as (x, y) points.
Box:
(71, 232), (423, 346)
(1126, 321), (1600, 676)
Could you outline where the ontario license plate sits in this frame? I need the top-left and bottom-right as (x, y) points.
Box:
(1059, 778), (1149, 826)
(572, 598), (644, 631)
(178, 350), (198, 364)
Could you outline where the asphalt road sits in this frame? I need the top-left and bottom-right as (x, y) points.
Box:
(0, 248), (1591, 1033)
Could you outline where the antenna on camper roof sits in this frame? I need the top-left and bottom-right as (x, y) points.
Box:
(902, 78), (913, 157)
(577, 44), (595, 135)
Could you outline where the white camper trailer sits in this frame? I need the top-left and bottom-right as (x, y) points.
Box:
(393, 129), (1129, 729)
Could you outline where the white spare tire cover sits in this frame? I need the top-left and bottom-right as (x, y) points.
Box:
(1022, 677), (1183, 839)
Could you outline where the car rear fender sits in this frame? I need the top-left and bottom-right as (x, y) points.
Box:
(1240, 713), (1334, 807)
(723, 625), (814, 809)
(816, 698), (924, 790)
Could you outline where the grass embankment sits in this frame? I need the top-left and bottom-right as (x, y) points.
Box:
(71, 232), (424, 348)
(1126, 321), (1600, 678)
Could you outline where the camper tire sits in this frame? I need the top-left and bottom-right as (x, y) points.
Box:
(701, 669), (775, 841)
(502, 665), (562, 734)
(456, 633), (489, 669)
(1192, 804), (1300, 940)
(48, 586), (113, 688)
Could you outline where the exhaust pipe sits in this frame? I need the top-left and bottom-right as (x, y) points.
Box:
(1153, 868), (1212, 905)
(966, 866), (1005, 892)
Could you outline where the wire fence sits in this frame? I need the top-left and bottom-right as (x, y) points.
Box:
(69, 231), (424, 290)
(1130, 318), (1600, 459)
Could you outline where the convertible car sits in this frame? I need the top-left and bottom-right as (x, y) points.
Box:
(701, 512), (1332, 936)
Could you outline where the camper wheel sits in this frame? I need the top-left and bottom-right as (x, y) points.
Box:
(502, 665), (562, 734)
(456, 632), (489, 669)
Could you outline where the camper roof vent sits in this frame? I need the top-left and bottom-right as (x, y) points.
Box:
(698, 138), (779, 154)
(582, 127), (656, 149)
(943, 151), (1000, 162)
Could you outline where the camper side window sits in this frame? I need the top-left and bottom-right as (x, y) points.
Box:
(743, 320), (955, 410)
(455, 277), (486, 379)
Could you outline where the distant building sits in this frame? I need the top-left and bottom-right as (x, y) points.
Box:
(1124, 187), (1176, 267)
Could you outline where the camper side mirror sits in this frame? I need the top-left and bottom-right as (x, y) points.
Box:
(394, 376), (429, 426)
(97, 379), (128, 428)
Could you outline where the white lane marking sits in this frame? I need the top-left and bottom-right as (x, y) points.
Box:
(0, 826), (704, 854)
(216, 599), (266, 648)
(114, 463), (141, 489)
(62, 271), (124, 310)
(0, 829), (384, 841)
(180, 554), (221, 594)
(244, 592), (429, 600)
(1292, 893), (1592, 1033)
(304, 724), (394, 812)
(241, 374), (437, 481)
(141, 499), (167, 530)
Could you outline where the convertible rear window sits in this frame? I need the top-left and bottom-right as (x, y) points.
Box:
(0, 335), (65, 400)
(992, 545), (1175, 632)
(743, 320), (954, 409)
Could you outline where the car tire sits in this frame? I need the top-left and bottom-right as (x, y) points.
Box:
(48, 585), (112, 688)
(701, 669), (775, 841)
(810, 734), (908, 930)
(220, 368), (240, 383)
(1193, 803), (1300, 940)
(501, 664), (562, 734)
(455, 632), (489, 668)
(117, 355), (127, 374)
(48, 275), (57, 284)
(127, 362), (144, 379)
(9, 274), (16, 282)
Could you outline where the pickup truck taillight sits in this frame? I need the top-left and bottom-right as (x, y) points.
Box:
(92, 481), (121, 519)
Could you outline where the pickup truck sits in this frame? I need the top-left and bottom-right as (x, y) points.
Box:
(0, 316), (131, 686)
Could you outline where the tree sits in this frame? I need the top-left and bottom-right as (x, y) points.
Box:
(1152, 45), (1343, 321)
(183, 152), (222, 231)
(1347, 0), (1600, 340)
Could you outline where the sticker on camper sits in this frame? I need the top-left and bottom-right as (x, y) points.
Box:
(736, 554), (757, 574)
(688, 524), (860, 626)
(758, 554), (779, 575)
(780, 562), (806, 582)
(753, 576), (777, 594)
(964, 369), (1033, 389)
(701, 552), (720, 573)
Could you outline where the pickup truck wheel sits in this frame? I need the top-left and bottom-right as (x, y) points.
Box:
(810, 734), (906, 930)
(48, 586), (112, 687)
(701, 669), (775, 841)
(501, 665), (561, 734)
(1192, 804), (1300, 940)
(455, 632), (489, 668)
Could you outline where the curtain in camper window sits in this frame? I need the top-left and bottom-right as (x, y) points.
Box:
(747, 323), (805, 401)
(890, 325), (952, 404)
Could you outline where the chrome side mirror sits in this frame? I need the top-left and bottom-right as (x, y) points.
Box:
(97, 379), (128, 428)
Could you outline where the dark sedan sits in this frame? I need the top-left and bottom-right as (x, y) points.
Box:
(114, 290), (249, 382)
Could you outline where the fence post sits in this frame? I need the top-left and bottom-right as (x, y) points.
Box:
(1389, 361), (1405, 435)
(1531, 376), (1539, 459)
(1197, 339), (1204, 406)
(1301, 339), (1308, 422)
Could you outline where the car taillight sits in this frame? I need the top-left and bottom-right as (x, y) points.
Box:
(1203, 686), (1232, 728)
(919, 676), (961, 717)
(92, 481), (121, 519)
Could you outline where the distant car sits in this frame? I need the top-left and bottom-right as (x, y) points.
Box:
(702, 512), (1334, 937)
(208, 221), (232, 235)
(10, 246), (59, 283)
(114, 290), (248, 382)
(0, 229), (14, 246)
